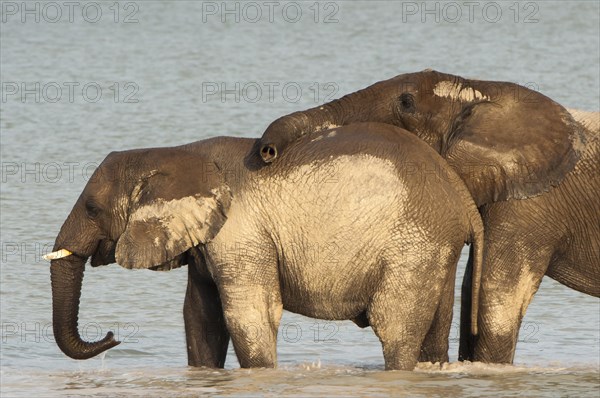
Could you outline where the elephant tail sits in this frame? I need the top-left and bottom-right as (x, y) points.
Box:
(466, 200), (484, 336)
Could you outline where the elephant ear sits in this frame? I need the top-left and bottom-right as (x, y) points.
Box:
(115, 151), (231, 271)
(443, 100), (585, 206)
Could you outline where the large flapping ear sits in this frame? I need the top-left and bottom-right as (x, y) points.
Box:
(115, 150), (231, 270)
(443, 100), (585, 206)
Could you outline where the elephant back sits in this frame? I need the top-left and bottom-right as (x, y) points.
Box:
(564, 109), (600, 177)
(262, 122), (478, 232)
(567, 109), (600, 134)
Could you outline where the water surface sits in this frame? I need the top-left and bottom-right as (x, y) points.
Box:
(1, 1), (598, 396)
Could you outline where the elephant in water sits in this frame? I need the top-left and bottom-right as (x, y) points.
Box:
(257, 69), (600, 363)
(45, 123), (483, 371)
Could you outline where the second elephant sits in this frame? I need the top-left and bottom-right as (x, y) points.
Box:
(256, 69), (600, 363)
(46, 122), (483, 370)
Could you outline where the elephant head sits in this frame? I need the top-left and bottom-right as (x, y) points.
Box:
(46, 147), (231, 359)
(258, 69), (585, 205)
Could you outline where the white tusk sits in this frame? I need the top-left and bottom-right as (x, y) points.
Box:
(43, 249), (73, 261)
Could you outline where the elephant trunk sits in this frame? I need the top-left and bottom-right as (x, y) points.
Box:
(50, 255), (120, 359)
(259, 87), (375, 162)
(259, 109), (339, 162)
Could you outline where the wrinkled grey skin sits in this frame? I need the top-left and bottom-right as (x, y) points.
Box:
(49, 122), (483, 370)
(257, 69), (600, 363)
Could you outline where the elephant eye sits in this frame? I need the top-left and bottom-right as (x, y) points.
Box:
(85, 199), (101, 219)
(398, 93), (416, 113)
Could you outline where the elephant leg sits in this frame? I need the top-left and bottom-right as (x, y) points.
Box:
(368, 261), (442, 370)
(474, 246), (549, 363)
(220, 285), (283, 368)
(184, 257), (230, 368)
(418, 268), (456, 364)
(458, 245), (474, 361)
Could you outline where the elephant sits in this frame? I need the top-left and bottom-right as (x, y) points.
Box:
(256, 69), (600, 364)
(45, 122), (484, 371)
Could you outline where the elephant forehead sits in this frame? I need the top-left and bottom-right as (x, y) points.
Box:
(433, 80), (489, 102)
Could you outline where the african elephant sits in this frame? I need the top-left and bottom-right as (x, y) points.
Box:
(257, 69), (600, 364)
(45, 123), (483, 371)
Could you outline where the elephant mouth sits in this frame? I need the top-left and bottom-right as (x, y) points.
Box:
(90, 239), (116, 267)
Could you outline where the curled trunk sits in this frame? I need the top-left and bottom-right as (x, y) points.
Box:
(259, 87), (376, 162)
(259, 110), (339, 162)
(50, 256), (120, 359)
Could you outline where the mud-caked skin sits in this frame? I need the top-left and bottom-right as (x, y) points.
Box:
(47, 123), (483, 371)
(468, 110), (599, 363)
(257, 69), (600, 363)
